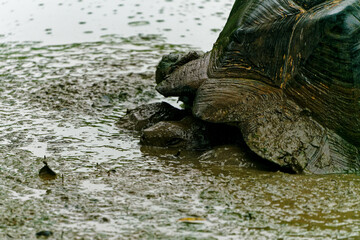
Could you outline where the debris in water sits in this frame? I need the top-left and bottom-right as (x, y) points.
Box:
(177, 217), (206, 224)
(107, 169), (116, 176)
(35, 230), (53, 238)
(39, 157), (57, 180)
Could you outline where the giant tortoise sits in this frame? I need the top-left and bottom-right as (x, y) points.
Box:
(155, 0), (360, 174)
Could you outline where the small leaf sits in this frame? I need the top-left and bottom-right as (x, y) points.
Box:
(177, 217), (206, 224)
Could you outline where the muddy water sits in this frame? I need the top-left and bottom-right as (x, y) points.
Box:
(0, 0), (231, 50)
(0, 1), (360, 240)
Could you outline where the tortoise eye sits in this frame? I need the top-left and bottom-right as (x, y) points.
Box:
(167, 138), (183, 146)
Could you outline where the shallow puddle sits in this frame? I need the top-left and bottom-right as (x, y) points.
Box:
(0, 0), (360, 239)
(0, 0), (233, 51)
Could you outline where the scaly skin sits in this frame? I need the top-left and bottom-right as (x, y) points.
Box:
(155, 0), (360, 174)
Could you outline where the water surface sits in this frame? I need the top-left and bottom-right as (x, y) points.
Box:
(0, 0), (232, 50)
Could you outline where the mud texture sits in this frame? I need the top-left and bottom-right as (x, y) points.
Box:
(0, 0), (360, 239)
(1, 32), (360, 240)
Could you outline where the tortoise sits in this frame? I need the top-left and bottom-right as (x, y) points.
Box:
(155, 0), (360, 174)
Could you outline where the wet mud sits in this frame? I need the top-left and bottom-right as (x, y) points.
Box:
(0, 34), (359, 240)
(0, 0), (359, 239)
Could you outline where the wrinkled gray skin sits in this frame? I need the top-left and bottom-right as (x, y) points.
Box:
(140, 115), (243, 150)
(118, 102), (243, 150)
(155, 0), (360, 174)
(117, 102), (188, 131)
(140, 116), (212, 149)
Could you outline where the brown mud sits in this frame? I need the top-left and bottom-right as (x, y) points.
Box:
(0, 0), (359, 239)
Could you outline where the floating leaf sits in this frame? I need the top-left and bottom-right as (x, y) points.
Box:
(177, 217), (206, 224)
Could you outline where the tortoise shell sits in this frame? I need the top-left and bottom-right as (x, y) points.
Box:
(156, 0), (360, 173)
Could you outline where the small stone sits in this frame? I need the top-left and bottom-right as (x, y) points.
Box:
(36, 230), (53, 238)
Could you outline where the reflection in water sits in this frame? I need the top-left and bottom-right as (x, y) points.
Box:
(0, 0), (233, 50)
(0, 0), (359, 239)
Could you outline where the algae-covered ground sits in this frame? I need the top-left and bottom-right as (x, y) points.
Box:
(0, 0), (360, 239)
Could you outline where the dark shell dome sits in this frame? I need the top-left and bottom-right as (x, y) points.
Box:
(208, 0), (360, 146)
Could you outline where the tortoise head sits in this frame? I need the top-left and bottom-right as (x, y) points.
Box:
(155, 53), (182, 84)
(155, 51), (203, 84)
